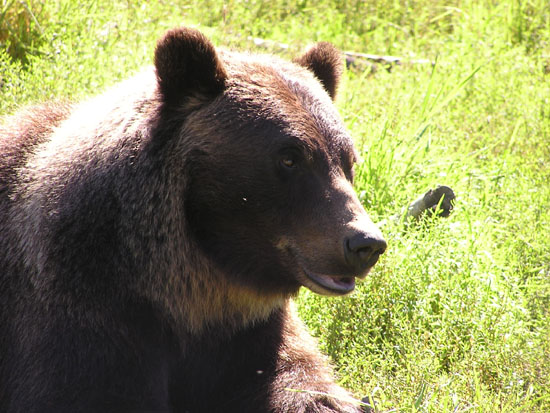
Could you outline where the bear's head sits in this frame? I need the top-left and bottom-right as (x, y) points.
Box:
(154, 28), (386, 297)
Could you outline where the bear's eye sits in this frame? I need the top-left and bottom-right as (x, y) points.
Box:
(278, 147), (304, 174)
(281, 156), (296, 169)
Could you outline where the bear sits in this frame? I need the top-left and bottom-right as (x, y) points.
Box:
(0, 27), (387, 412)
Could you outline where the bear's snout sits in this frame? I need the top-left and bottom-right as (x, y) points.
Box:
(344, 231), (387, 275)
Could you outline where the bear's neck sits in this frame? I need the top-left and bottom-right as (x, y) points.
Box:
(144, 255), (288, 336)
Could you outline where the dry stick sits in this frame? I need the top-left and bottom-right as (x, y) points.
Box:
(343, 50), (434, 67)
(249, 37), (434, 67)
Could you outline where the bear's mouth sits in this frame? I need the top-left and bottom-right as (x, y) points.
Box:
(280, 242), (367, 296)
(302, 269), (357, 295)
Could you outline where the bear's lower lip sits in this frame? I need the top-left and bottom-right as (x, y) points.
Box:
(304, 270), (356, 294)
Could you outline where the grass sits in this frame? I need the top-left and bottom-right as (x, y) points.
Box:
(1, 0), (549, 411)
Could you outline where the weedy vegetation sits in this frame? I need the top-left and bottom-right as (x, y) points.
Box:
(1, 0), (549, 411)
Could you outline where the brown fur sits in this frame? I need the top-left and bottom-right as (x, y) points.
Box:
(0, 27), (385, 412)
(293, 42), (344, 100)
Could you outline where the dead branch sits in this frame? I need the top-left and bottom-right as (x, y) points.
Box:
(249, 37), (434, 69)
(344, 50), (434, 67)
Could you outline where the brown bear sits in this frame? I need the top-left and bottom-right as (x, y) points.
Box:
(0, 27), (386, 412)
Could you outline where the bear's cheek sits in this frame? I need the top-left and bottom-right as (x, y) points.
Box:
(184, 165), (301, 285)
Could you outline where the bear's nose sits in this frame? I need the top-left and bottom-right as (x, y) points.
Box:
(344, 232), (387, 273)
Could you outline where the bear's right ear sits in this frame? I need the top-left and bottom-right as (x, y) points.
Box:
(154, 28), (227, 105)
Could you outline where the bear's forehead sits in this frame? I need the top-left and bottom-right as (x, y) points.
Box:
(220, 52), (355, 160)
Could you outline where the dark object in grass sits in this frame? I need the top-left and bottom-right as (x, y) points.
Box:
(360, 395), (376, 413)
(405, 185), (456, 223)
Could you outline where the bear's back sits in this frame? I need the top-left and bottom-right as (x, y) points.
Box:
(0, 103), (71, 200)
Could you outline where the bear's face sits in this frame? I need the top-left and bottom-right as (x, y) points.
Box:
(155, 29), (386, 297)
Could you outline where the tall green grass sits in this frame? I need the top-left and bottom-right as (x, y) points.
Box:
(1, 1), (549, 411)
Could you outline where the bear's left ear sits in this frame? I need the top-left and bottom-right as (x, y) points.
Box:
(154, 27), (227, 105)
(294, 42), (344, 100)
